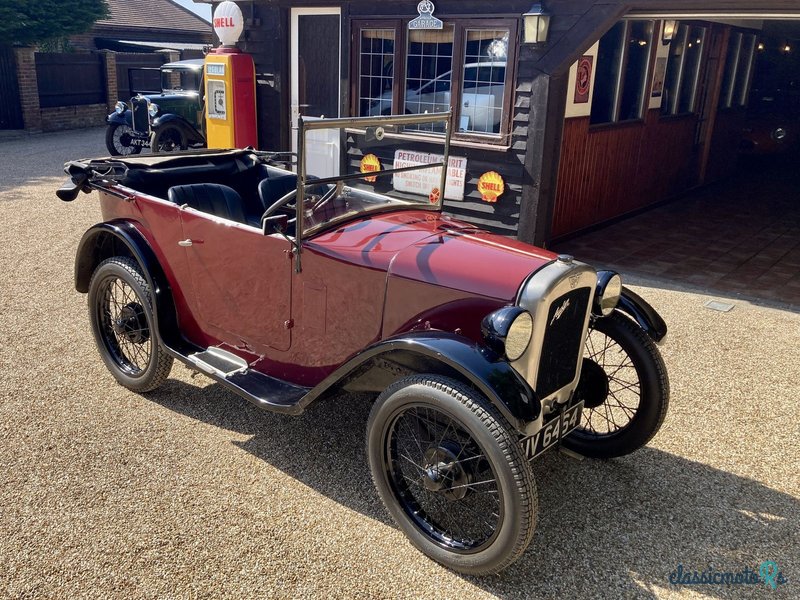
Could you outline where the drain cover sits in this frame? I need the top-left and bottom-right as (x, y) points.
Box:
(705, 300), (735, 312)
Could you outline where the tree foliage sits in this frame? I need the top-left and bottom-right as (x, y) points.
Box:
(0, 0), (109, 46)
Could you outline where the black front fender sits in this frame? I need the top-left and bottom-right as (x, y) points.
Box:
(302, 332), (540, 432)
(75, 221), (196, 355)
(107, 111), (132, 127)
(615, 286), (668, 342)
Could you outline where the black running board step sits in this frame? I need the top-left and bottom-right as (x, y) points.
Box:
(226, 370), (309, 412)
(167, 347), (310, 415)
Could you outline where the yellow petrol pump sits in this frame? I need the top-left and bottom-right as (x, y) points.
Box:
(205, 1), (258, 149)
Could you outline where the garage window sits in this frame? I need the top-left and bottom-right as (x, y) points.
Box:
(590, 20), (656, 125)
(661, 24), (708, 115)
(358, 28), (396, 118)
(353, 19), (517, 143)
(719, 32), (756, 108)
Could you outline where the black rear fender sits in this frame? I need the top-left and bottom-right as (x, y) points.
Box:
(75, 221), (189, 352)
(304, 333), (541, 433)
(152, 114), (204, 144)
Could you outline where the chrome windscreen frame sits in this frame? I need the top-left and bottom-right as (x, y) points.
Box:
(511, 258), (598, 436)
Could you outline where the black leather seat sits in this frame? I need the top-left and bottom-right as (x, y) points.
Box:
(168, 183), (248, 224)
(258, 174), (298, 210)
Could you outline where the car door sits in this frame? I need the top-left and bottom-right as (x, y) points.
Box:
(178, 207), (292, 353)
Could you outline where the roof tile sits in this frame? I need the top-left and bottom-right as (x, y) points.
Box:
(98, 0), (211, 34)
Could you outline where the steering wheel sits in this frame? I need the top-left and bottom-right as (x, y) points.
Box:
(311, 183), (340, 213)
(260, 189), (298, 224)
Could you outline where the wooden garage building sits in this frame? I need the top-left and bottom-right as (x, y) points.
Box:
(201, 0), (800, 245)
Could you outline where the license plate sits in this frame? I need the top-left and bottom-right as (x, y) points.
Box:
(522, 401), (584, 460)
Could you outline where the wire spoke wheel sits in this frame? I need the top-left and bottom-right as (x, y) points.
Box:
(580, 324), (641, 435)
(106, 123), (142, 156)
(151, 126), (187, 153)
(387, 404), (502, 552)
(97, 276), (152, 376)
(367, 376), (536, 575)
(88, 257), (173, 393)
(563, 311), (669, 459)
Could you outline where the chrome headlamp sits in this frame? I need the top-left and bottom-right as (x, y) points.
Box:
(481, 307), (533, 361)
(148, 102), (160, 118)
(114, 101), (126, 115)
(593, 271), (622, 316)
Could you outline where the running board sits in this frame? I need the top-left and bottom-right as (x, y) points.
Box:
(169, 346), (310, 415)
(188, 347), (248, 377)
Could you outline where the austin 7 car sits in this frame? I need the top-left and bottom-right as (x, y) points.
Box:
(58, 112), (669, 575)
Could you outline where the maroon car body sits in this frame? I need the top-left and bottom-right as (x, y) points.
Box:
(58, 113), (669, 575)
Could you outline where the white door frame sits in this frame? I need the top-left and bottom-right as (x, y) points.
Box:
(290, 7), (342, 175)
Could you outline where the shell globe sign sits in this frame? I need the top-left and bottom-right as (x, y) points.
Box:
(213, 1), (244, 46)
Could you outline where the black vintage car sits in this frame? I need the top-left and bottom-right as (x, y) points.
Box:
(106, 59), (207, 156)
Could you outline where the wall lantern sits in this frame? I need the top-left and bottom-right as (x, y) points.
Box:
(523, 3), (551, 45)
(662, 20), (677, 45)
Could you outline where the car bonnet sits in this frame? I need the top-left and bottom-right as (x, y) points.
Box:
(387, 217), (557, 302)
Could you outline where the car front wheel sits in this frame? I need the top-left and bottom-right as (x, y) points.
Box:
(563, 311), (669, 458)
(88, 257), (173, 392)
(367, 375), (537, 575)
(105, 123), (143, 156)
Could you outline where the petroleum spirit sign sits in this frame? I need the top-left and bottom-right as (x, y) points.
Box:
(213, 1), (244, 46)
(477, 171), (505, 203)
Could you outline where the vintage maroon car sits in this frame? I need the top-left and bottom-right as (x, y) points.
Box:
(58, 113), (669, 575)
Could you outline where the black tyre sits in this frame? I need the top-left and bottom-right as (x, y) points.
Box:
(367, 375), (537, 575)
(150, 125), (187, 153)
(105, 123), (143, 157)
(88, 257), (173, 393)
(563, 311), (669, 459)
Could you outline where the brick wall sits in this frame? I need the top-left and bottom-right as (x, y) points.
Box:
(13, 48), (121, 131)
(13, 47), (42, 130)
(40, 104), (108, 131)
(101, 51), (118, 112)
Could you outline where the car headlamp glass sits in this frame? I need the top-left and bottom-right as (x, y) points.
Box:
(596, 272), (623, 316)
(148, 103), (160, 118)
(114, 101), (126, 115)
(505, 311), (533, 361)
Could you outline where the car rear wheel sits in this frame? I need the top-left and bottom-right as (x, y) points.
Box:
(88, 257), (173, 393)
(150, 125), (187, 153)
(105, 123), (143, 156)
(563, 311), (669, 458)
(367, 375), (537, 575)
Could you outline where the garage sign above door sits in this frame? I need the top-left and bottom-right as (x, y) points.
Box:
(409, 1), (444, 30)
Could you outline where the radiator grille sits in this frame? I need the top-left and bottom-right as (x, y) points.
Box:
(132, 98), (149, 133)
(536, 287), (591, 398)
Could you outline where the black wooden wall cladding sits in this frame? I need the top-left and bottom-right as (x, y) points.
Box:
(0, 46), (23, 130)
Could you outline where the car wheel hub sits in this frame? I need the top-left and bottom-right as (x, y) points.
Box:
(113, 302), (149, 344)
(421, 442), (469, 500)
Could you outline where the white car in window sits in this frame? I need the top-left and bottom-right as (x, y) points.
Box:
(369, 62), (506, 134)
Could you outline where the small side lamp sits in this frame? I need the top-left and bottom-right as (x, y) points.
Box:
(523, 3), (551, 45)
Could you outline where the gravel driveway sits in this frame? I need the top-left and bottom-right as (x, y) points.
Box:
(0, 129), (797, 599)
